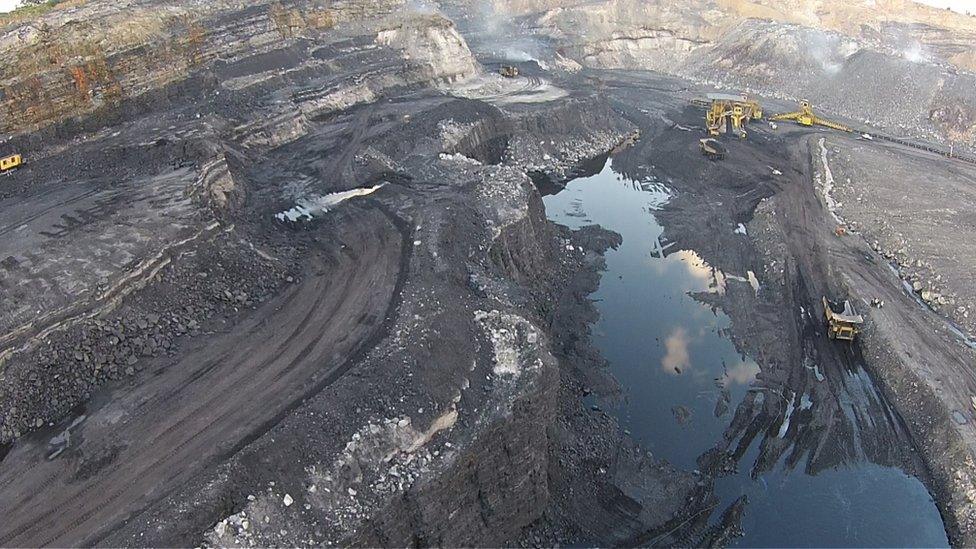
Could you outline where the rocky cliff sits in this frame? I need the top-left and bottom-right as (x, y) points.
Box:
(0, 0), (478, 137)
(448, 0), (976, 146)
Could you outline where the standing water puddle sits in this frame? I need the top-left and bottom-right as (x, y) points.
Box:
(544, 159), (947, 547)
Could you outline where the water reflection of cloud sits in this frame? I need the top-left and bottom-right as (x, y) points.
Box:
(662, 327), (691, 374)
(642, 249), (716, 285)
(724, 361), (760, 386)
(675, 250), (713, 284)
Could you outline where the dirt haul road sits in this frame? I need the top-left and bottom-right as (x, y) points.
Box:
(0, 208), (403, 547)
(793, 134), (976, 539)
(732, 127), (976, 540)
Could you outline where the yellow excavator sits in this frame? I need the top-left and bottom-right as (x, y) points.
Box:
(703, 94), (763, 138)
(499, 66), (519, 78)
(771, 101), (852, 133)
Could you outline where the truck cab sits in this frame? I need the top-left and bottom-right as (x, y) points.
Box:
(1, 154), (22, 173)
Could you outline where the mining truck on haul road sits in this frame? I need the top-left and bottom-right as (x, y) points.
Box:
(823, 296), (864, 341)
(699, 138), (726, 160)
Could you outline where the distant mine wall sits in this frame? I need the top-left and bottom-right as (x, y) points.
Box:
(0, 0), (403, 135)
(685, 20), (976, 147)
(499, 0), (976, 147)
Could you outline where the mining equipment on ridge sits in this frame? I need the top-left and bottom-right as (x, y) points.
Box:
(499, 65), (519, 78)
(694, 94), (763, 138)
(772, 100), (853, 132)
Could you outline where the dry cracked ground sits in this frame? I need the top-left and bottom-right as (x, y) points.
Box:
(1, 0), (976, 546)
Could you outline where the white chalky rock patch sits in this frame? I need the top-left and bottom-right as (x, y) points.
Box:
(275, 184), (384, 222)
(474, 309), (542, 376)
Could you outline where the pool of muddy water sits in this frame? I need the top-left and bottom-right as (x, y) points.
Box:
(544, 159), (947, 547)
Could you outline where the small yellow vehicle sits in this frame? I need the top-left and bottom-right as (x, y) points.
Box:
(1, 154), (22, 173)
(823, 296), (864, 341)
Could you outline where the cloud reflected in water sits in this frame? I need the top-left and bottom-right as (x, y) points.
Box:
(662, 327), (691, 374)
(724, 360), (760, 386)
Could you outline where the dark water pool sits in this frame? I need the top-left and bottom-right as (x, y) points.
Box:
(544, 159), (947, 547)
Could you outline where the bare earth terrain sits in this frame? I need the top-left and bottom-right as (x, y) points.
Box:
(1, 0), (976, 546)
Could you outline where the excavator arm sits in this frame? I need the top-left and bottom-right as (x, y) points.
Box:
(771, 100), (852, 132)
(770, 111), (804, 122)
(809, 116), (852, 133)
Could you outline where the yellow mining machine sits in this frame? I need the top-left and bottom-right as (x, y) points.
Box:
(699, 138), (726, 160)
(1, 153), (22, 174)
(771, 100), (852, 133)
(700, 94), (763, 138)
(499, 65), (519, 78)
(823, 296), (863, 341)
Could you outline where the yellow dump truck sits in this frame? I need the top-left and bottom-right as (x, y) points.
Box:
(699, 138), (726, 160)
(823, 296), (863, 341)
(1, 154), (22, 173)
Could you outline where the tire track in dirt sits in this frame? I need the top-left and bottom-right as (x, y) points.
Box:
(0, 208), (404, 547)
(0, 187), (103, 238)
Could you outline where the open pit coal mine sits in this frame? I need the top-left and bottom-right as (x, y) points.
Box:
(3, 0), (976, 547)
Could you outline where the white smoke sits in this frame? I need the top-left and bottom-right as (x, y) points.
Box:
(902, 41), (930, 63)
(0, 0), (24, 13)
(804, 28), (848, 76)
(405, 0), (438, 15)
(469, 2), (551, 67)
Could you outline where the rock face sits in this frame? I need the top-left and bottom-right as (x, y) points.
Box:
(1, 0), (696, 543)
(0, 0), (478, 137)
(376, 14), (481, 84)
(447, 0), (976, 146)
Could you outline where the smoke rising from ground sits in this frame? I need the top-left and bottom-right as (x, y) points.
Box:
(465, 2), (551, 66)
(405, 0), (438, 14)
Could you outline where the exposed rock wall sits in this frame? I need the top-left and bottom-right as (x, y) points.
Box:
(505, 98), (635, 178)
(348, 319), (557, 547)
(376, 13), (480, 84)
(0, 0), (481, 137)
(459, 0), (976, 146)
